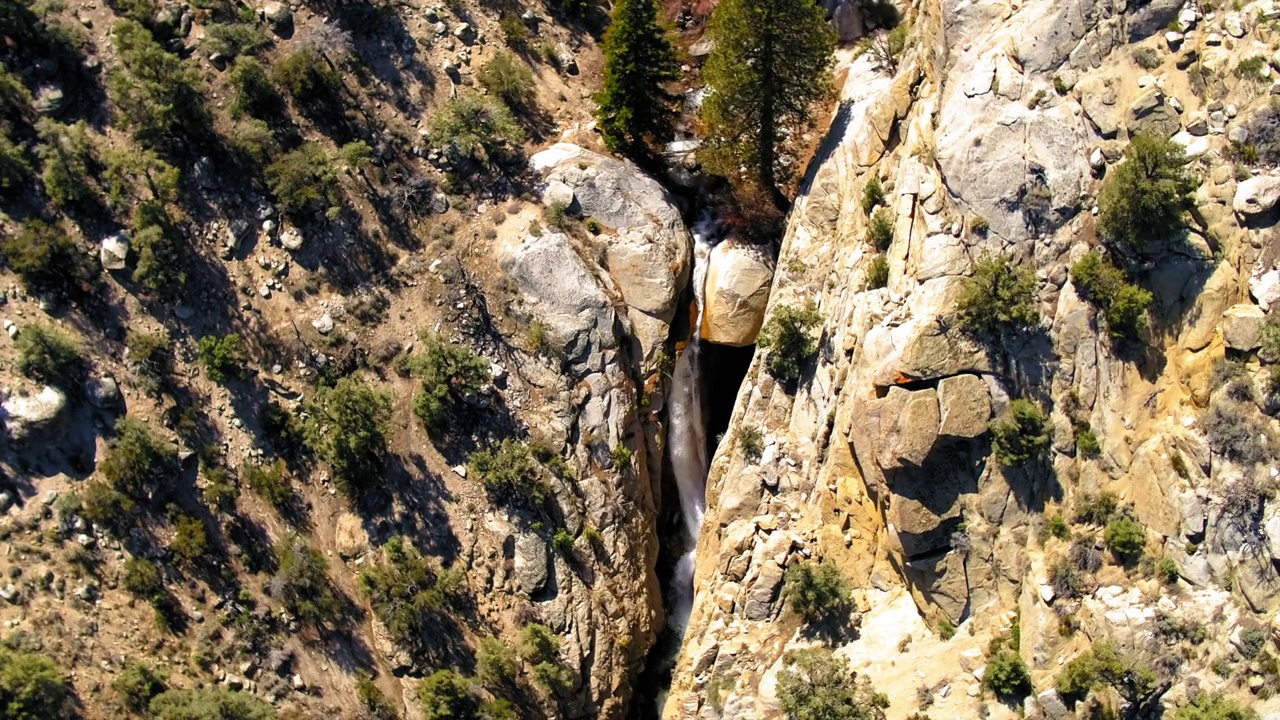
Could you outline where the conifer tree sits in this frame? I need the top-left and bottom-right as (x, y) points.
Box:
(700, 0), (836, 208)
(595, 0), (680, 155)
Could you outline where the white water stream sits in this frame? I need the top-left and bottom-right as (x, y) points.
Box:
(666, 218), (716, 638)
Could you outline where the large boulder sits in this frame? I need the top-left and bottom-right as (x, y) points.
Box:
(701, 240), (774, 346)
(1223, 303), (1266, 351)
(514, 533), (548, 594)
(499, 231), (617, 374)
(937, 374), (991, 438)
(100, 232), (129, 271)
(1234, 176), (1280, 217)
(871, 387), (940, 469)
(3, 386), (68, 440)
(531, 144), (692, 359)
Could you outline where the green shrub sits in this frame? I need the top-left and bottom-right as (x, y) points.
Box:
(477, 51), (535, 110)
(109, 20), (209, 149)
(405, 333), (490, 434)
(354, 671), (396, 718)
(957, 254), (1038, 338)
(1056, 641), (1152, 707)
(1236, 55), (1268, 80)
(1156, 556), (1179, 584)
(273, 535), (341, 625)
(611, 443), (633, 470)
(359, 537), (465, 658)
(499, 12), (529, 47)
(469, 439), (551, 507)
(758, 301), (822, 386)
(585, 218), (601, 234)
(81, 481), (137, 533)
(123, 556), (165, 599)
(970, 215), (990, 234)
(197, 333), (246, 382)
(0, 647), (72, 720)
(203, 22), (270, 58)
(429, 92), (526, 166)
(272, 47), (342, 106)
(1076, 427), (1101, 458)
(476, 637), (518, 688)
(242, 459), (295, 513)
(201, 466), (238, 511)
(302, 376), (393, 498)
(102, 417), (180, 499)
(545, 198), (571, 229)
(866, 254), (889, 289)
(1239, 627), (1267, 659)
(127, 329), (172, 389)
(131, 204), (188, 293)
(4, 220), (94, 299)
(113, 662), (168, 712)
(1074, 491), (1119, 525)
(100, 145), (180, 209)
(148, 688), (275, 720)
(1103, 516), (1145, 559)
(169, 513), (208, 565)
(227, 118), (278, 165)
(1072, 247), (1155, 342)
(229, 57), (283, 119)
(1132, 46), (1161, 70)
(1203, 399), (1271, 465)
(776, 647), (888, 720)
(266, 142), (342, 220)
(1173, 692), (1259, 720)
(1048, 558), (1088, 599)
(989, 399), (1050, 465)
(1097, 133), (1194, 254)
(1262, 312), (1280, 363)
(35, 118), (95, 207)
(937, 617), (956, 640)
(984, 649), (1032, 700)
(867, 208), (893, 251)
(861, 175), (884, 214)
(783, 561), (851, 623)
(552, 528), (575, 555)
(1046, 514), (1069, 540)
(738, 425), (763, 458)
(15, 324), (83, 387)
(519, 623), (560, 664)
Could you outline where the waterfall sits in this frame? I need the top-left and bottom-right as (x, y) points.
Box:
(666, 217), (716, 637)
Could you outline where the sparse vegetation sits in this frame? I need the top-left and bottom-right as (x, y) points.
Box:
(404, 333), (491, 434)
(266, 142), (343, 220)
(272, 535), (341, 626)
(149, 688), (275, 720)
(984, 649), (1033, 701)
(1070, 251), (1152, 341)
(113, 662), (168, 713)
(957, 254), (1038, 338)
(1132, 46), (1161, 70)
(302, 376), (393, 499)
(868, 208), (893, 250)
(3, 220), (94, 300)
(359, 536), (465, 660)
(758, 301), (823, 386)
(470, 440), (551, 508)
(197, 333), (247, 382)
(478, 51), (535, 111)
(101, 417), (180, 500)
(1097, 133), (1195, 254)
(429, 92), (526, 167)
(739, 425), (763, 458)
(1203, 398), (1272, 465)
(866, 255), (890, 289)
(861, 176), (885, 214)
(15, 324), (83, 387)
(776, 647), (889, 720)
(989, 399), (1051, 466)
(783, 561), (851, 623)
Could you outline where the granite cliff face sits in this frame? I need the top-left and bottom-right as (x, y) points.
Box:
(666, 0), (1280, 715)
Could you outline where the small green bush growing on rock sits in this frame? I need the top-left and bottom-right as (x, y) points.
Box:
(266, 142), (342, 220)
(1096, 132), (1195, 254)
(1048, 558), (1089, 599)
(783, 561), (851, 623)
(984, 649), (1033, 701)
(302, 376), (392, 498)
(776, 647), (889, 720)
(35, 119), (94, 208)
(866, 255), (889, 289)
(123, 556), (165, 599)
(169, 513), (209, 566)
(1056, 641), (1157, 708)
(1155, 557), (1180, 584)
(861, 175), (884, 214)
(15, 324), (83, 387)
(1074, 491), (1120, 526)
(867, 208), (893, 251)
(203, 22), (270, 59)
(1131, 46), (1161, 70)
(359, 537), (465, 657)
(405, 333), (490, 434)
(758, 301), (822, 386)
(1046, 514), (1069, 540)
(197, 333), (246, 382)
(0, 646), (73, 720)
(354, 671), (397, 718)
(1103, 516), (1145, 560)
(1235, 55), (1269, 81)
(956, 254), (1038, 339)
(520, 623), (561, 665)
(469, 439), (551, 507)
(1075, 427), (1101, 458)
(738, 425), (763, 459)
(989, 399), (1050, 466)
(1070, 251), (1152, 341)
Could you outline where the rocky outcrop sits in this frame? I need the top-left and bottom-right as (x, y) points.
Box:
(701, 240), (774, 346)
(532, 144), (693, 361)
(3, 386), (67, 440)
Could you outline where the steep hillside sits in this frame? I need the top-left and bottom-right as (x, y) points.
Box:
(667, 0), (1280, 717)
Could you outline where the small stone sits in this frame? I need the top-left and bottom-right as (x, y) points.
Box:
(100, 232), (130, 271)
(452, 465), (466, 478)
(311, 313), (334, 335)
(1165, 31), (1184, 48)
(258, 284), (271, 298)
(1206, 32), (1223, 45)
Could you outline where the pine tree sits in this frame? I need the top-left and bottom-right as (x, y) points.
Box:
(595, 0), (680, 156)
(700, 0), (836, 208)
